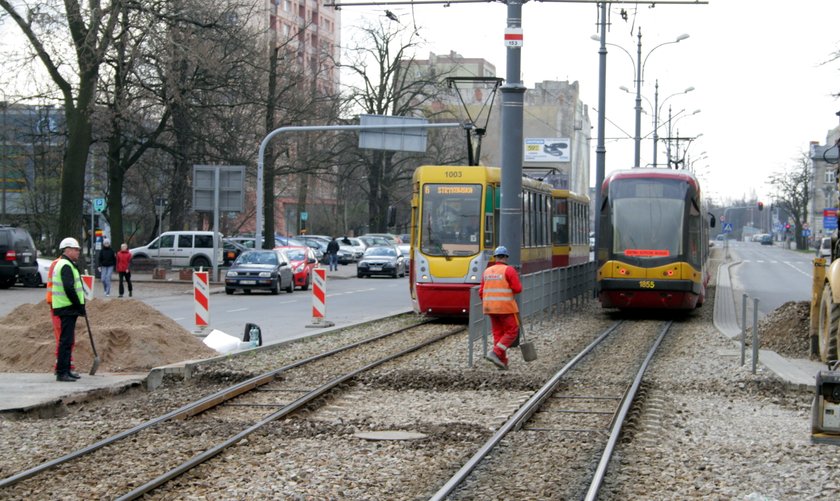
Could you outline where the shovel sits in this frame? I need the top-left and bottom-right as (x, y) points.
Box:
(83, 314), (101, 375)
(516, 313), (538, 362)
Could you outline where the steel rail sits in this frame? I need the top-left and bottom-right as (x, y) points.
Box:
(584, 320), (672, 501)
(117, 325), (466, 501)
(0, 319), (434, 489)
(428, 321), (623, 501)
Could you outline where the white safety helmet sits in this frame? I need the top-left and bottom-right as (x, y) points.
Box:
(59, 237), (81, 250)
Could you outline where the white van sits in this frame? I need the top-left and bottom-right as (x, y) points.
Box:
(818, 237), (832, 259)
(130, 231), (223, 268)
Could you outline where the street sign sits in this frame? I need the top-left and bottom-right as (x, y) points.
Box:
(93, 198), (105, 213)
(803, 229), (812, 237)
(504, 27), (523, 47)
(722, 222), (733, 233)
(300, 211), (308, 221)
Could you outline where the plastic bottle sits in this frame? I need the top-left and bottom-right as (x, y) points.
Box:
(249, 326), (260, 348)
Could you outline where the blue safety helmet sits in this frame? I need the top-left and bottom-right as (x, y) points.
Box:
(493, 246), (509, 257)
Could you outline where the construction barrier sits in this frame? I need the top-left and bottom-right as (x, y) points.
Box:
(307, 268), (334, 328)
(194, 270), (210, 329)
(81, 274), (95, 301)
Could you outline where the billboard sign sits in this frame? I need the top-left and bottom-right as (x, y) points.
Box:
(524, 138), (570, 162)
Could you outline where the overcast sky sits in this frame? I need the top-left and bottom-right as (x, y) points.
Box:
(339, 0), (840, 203)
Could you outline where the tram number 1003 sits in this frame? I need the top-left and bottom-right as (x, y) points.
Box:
(444, 171), (463, 178)
(639, 280), (656, 289)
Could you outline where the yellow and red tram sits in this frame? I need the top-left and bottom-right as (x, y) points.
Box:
(551, 189), (591, 267)
(596, 168), (714, 310)
(408, 165), (554, 316)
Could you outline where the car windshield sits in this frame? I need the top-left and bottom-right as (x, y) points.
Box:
(365, 247), (396, 257)
(237, 251), (277, 265)
(284, 249), (306, 261)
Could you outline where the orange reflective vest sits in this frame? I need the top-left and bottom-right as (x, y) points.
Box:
(482, 264), (519, 314)
(45, 258), (60, 304)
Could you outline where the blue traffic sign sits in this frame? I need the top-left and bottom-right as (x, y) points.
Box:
(722, 222), (733, 233)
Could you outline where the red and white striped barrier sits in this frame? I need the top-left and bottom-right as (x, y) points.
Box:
(81, 274), (95, 301)
(307, 268), (334, 328)
(194, 270), (210, 329)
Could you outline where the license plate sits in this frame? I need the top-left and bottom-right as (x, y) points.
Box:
(370, 266), (381, 271)
(240, 280), (256, 285)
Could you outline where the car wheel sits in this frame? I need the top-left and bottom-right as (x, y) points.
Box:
(271, 280), (280, 295)
(225, 288), (234, 295)
(285, 277), (294, 293)
(244, 289), (251, 295)
(357, 272), (364, 278)
(0, 277), (14, 289)
(301, 276), (310, 291)
(192, 256), (211, 270)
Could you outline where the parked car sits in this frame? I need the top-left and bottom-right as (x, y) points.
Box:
(28, 257), (53, 288)
(760, 234), (773, 246)
(275, 246), (318, 290)
(0, 224), (39, 288)
(361, 233), (402, 244)
(224, 249), (294, 295)
(397, 243), (411, 263)
(357, 245), (406, 278)
(130, 231), (223, 269)
(818, 237), (832, 258)
(222, 239), (249, 266)
(358, 235), (391, 248)
(297, 236), (354, 264)
(227, 235), (304, 249)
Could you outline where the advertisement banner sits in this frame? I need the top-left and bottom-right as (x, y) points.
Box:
(523, 138), (570, 163)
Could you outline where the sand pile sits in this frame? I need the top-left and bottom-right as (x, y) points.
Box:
(0, 299), (218, 373)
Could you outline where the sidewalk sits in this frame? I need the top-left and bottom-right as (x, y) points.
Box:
(713, 251), (825, 390)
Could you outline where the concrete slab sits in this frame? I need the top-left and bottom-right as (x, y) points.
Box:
(0, 373), (146, 416)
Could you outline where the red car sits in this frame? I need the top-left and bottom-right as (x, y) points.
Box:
(275, 246), (319, 290)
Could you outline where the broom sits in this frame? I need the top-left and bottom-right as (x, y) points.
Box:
(83, 314), (101, 375)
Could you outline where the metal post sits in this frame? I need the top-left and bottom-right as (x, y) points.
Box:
(593, 1), (607, 260)
(666, 106), (673, 168)
(499, 0), (526, 268)
(652, 80), (659, 168)
(1, 98), (7, 222)
(212, 167), (220, 282)
(633, 27), (642, 168)
(751, 297), (760, 374)
(740, 293), (747, 366)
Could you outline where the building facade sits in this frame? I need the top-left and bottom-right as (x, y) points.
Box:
(809, 119), (840, 240)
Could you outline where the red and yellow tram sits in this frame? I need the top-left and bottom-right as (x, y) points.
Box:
(551, 189), (591, 267)
(596, 168), (714, 310)
(408, 165), (554, 316)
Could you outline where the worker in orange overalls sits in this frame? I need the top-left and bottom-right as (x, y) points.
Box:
(478, 246), (523, 370)
(46, 250), (78, 379)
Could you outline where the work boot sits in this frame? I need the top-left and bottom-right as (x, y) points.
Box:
(484, 351), (508, 370)
(56, 374), (77, 382)
(129, 290), (132, 297)
(68, 371), (81, 379)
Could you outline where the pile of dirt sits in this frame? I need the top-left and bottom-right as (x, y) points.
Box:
(0, 299), (219, 374)
(750, 301), (812, 358)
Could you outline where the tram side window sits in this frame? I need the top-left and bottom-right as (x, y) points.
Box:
(554, 199), (569, 245)
(688, 200), (701, 265)
(485, 186), (495, 248)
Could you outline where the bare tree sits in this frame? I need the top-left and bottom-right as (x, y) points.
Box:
(769, 152), (813, 250)
(1, 0), (121, 243)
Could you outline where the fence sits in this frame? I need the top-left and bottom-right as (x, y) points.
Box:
(467, 261), (597, 366)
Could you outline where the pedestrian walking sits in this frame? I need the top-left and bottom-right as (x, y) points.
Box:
(478, 246), (523, 370)
(326, 237), (340, 271)
(116, 243), (133, 298)
(51, 237), (86, 382)
(97, 239), (116, 297)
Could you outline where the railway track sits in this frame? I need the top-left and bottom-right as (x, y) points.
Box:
(432, 319), (673, 500)
(0, 320), (465, 499)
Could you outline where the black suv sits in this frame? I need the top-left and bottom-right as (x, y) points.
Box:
(0, 225), (39, 288)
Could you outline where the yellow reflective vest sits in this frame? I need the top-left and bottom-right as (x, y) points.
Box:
(51, 258), (85, 310)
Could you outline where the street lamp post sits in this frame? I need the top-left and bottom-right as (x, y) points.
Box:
(593, 30), (689, 168)
(654, 83), (694, 168)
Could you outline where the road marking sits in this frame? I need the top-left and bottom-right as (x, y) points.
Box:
(226, 308), (248, 313)
(782, 260), (812, 278)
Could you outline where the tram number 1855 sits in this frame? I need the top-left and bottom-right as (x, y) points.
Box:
(639, 280), (656, 289)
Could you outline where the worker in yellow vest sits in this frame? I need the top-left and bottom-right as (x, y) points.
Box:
(478, 246), (523, 370)
(51, 237), (86, 382)
(46, 257), (77, 377)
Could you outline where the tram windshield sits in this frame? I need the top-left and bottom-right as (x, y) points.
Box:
(610, 178), (686, 257)
(420, 183), (482, 257)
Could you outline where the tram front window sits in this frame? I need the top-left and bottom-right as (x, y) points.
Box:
(420, 184), (482, 257)
(613, 197), (684, 257)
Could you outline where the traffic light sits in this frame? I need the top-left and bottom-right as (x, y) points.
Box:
(758, 201), (764, 211)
